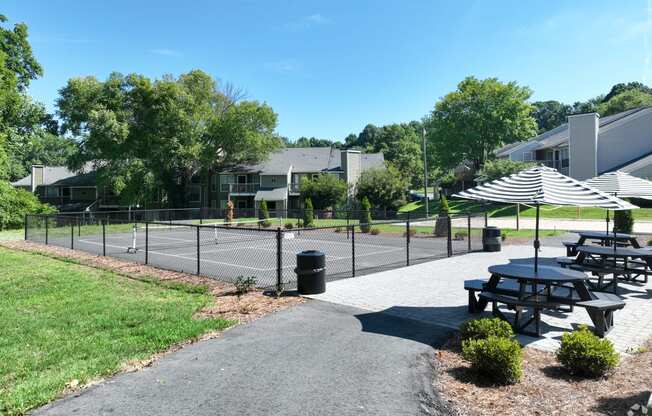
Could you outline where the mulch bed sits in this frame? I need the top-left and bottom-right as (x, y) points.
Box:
(0, 240), (304, 325)
(433, 336), (652, 416)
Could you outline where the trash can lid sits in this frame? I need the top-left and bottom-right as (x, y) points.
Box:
(298, 250), (325, 256)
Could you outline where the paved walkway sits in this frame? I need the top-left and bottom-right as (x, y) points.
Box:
(34, 301), (454, 416)
(308, 245), (652, 353)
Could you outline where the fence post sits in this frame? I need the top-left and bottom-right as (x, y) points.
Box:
(78, 217), (81, 236)
(467, 214), (472, 252)
(70, 218), (75, 250)
(45, 215), (49, 245)
(351, 225), (356, 277)
(446, 215), (452, 257)
(276, 227), (282, 291)
(196, 226), (200, 275)
(24, 215), (28, 240)
(346, 211), (350, 239)
(484, 211), (488, 228)
(406, 215), (411, 266)
(102, 220), (106, 256)
(144, 222), (148, 264)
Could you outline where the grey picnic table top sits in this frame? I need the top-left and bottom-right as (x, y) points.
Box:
(488, 263), (587, 284)
(578, 231), (636, 240)
(576, 245), (652, 258)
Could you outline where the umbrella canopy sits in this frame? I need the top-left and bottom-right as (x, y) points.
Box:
(453, 166), (636, 272)
(584, 171), (652, 200)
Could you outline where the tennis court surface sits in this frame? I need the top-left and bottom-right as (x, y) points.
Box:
(25, 214), (485, 289)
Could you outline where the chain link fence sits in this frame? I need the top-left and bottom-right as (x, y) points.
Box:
(25, 210), (490, 290)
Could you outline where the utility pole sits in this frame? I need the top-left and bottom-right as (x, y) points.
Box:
(422, 127), (429, 217)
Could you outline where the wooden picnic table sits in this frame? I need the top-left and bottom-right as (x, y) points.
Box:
(577, 231), (640, 248)
(473, 263), (624, 337)
(573, 245), (652, 291)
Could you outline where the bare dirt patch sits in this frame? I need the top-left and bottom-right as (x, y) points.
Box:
(1, 240), (304, 325)
(434, 337), (652, 416)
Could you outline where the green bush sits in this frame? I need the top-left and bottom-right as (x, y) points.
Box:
(462, 336), (523, 384)
(614, 209), (634, 234)
(556, 326), (619, 377)
(439, 194), (450, 215)
(234, 276), (257, 298)
(370, 227), (380, 235)
(303, 198), (314, 227)
(284, 222), (294, 229)
(359, 196), (372, 233)
(460, 317), (514, 342)
(0, 181), (56, 230)
(258, 199), (272, 228)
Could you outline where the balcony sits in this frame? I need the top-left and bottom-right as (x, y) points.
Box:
(538, 159), (569, 173)
(288, 182), (301, 194)
(221, 183), (260, 194)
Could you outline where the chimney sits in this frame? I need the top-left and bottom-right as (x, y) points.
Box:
(568, 113), (599, 180)
(341, 149), (362, 190)
(31, 165), (44, 192)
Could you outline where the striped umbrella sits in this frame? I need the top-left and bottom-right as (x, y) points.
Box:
(454, 166), (636, 271)
(584, 170), (652, 234)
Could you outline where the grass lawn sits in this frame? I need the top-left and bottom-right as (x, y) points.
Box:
(0, 229), (23, 241)
(0, 247), (233, 415)
(399, 199), (652, 221)
(356, 222), (563, 238)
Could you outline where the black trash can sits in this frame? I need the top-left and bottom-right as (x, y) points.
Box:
(482, 226), (502, 252)
(295, 250), (326, 295)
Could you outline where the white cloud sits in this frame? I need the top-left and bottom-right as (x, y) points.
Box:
(150, 48), (182, 57)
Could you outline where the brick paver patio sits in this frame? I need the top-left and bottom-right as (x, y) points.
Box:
(308, 244), (652, 352)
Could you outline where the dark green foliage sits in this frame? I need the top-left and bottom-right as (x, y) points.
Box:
(462, 336), (523, 384)
(355, 165), (408, 210)
(0, 181), (55, 230)
(556, 326), (619, 377)
(614, 209), (634, 233)
(258, 199), (271, 228)
(234, 276), (257, 298)
(303, 198), (314, 227)
(531, 100), (572, 133)
(370, 227), (380, 235)
(284, 222), (294, 229)
(476, 159), (535, 182)
(299, 174), (347, 210)
(460, 318), (514, 342)
(359, 196), (372, 233)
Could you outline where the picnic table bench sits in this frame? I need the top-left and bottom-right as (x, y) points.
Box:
(465, 263), (625, 337)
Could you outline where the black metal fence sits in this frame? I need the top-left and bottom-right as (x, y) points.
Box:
(24, 210), (490, 290)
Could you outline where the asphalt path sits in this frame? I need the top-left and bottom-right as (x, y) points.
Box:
(33, 301), (456, 416)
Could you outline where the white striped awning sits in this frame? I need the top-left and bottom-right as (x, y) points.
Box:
(454, 166), (636, 210)
(584, 171), (652, 200)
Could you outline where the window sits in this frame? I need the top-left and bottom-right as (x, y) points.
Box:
(523, 151), (534, 161)
(45, 186), (60, 197)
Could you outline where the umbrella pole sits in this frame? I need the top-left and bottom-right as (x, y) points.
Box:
(613, 193), (618, 265)
(606, 210), (609, 235)
(534, 204), (540, 273)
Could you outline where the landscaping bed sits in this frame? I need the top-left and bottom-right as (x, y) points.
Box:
(433, 336), (651, 416)
(0, 241), (303, 415)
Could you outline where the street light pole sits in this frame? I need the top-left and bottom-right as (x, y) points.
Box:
(422, 127), (429, 217)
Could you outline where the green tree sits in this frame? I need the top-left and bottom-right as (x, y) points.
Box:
(287, 137), (342, 148)
(531, 100), (571, 133)
(57, 70), (280, 207)
(258, 199), (271, 228)
(355, 165), (408, 211)
(426, 76), (537, 170)
(299, 174), (347, 210)
(475, 159), (535, 182)
(597, 89), (652, 116)
(614, 210), (634, 234)
(439, 194), (450, 215)
(602, 82), (652, 102)
(303, 197), (314, 227)
(0, 181), (55, 229)
(359, 196), (372, 233)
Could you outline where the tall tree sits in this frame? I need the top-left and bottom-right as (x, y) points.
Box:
(58, 70), (280, 207)
(597, 89), (652, 116)
(531, 100), (571, 133)
(426, 76), (537, 170)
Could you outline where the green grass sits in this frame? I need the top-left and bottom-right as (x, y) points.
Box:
(0, 229), (23, 241)
(355, 222), (563, 238)
(0, 247), (233, 415)
(398, 199), (652, 221)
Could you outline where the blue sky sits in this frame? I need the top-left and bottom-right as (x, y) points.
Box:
(6, 0), (652, 140)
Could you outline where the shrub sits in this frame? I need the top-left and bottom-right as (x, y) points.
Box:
(303, 198), (314, 227)
(462, 336), (523, 384)
(460, 317), (514, 342)
(501, 232), (507, 241)
(647, 238), (652, 246)
(334, 226), (342, 233)
(614, 209), (634, 234)
(284, 222), (294, 229)
(258, 199), (272, 228)
(454, 230), (468, 240)
(403, 228), (417, 237)
(359, 196), (372, 233)
(225, 200), (235, 225)
(439, 194), (450, 215)
(370, 227), (380, 235)
(0, 182), (56, 230)
(234, 276), (257, 298)
(556, 326), (619, 377)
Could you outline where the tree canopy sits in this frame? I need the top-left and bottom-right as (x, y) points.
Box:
(355, 165), (408, 210)
(475, 159), (535, 182)
(57, 70), (281, 207)
(426, 76), (537, 170)
(299, 174), (347, 209)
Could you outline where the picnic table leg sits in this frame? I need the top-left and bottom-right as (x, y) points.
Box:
(476, 273), (501, 312)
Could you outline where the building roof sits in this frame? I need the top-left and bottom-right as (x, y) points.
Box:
(224, 147), (384, 175)
(254, 187), (288, 201)
(495, 107), (652, 156)
(10, 165), (96, 188)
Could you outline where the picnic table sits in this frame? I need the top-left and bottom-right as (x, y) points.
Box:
(572, 245), (652, 290)
(465, 263), (625, 337)
(564, 231), (640, 256)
